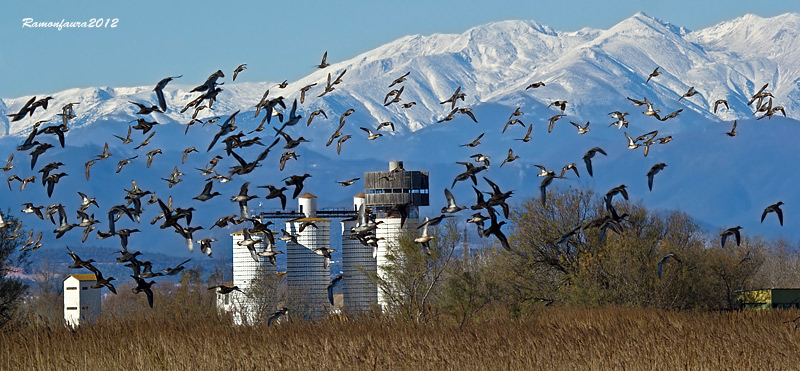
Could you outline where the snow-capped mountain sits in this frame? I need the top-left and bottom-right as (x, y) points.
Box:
(3, 12), (800, 135)
(1, 12), (799, 258)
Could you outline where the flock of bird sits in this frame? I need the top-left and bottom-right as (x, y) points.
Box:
(0, 48), (790, 320)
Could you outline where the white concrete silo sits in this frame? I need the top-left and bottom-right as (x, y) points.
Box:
(341, 193), (377, 311)
(230, 230), (276, 325)
(286, 193), (331, 317)
(363, 161), (428, 309)
(374, 216), (415, 308)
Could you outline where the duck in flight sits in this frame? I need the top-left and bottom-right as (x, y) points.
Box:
(515, 125), (533, 142)
(761, 201), (784, 226)
(725, 121), (738, 137)
(720, 226), (742, 248)
(713, 99), (729, 113)
(153, 75), (181, 111)
(582, 147), (606, 177)
(500, 149), (519, 167)
(679, 86), (699, 101)
(525, 81), (545, 89)
(316, 51), (330, 69)
(548, 114), (565, 133)
(570, 121), (590, 134)
(461, 133), (484, 148)
(646, 67), (661, 83)
(233, 64), (247, 81)
(657, 253), (681, 279)
(647, 163), (667, 191)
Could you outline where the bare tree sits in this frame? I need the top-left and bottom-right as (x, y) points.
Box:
(373, 218), (460, 323)
(0, 210), (31, 325)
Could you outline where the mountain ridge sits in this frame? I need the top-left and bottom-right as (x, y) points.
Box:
(3, 12), (800, 137)
(1, 12), (799, 257)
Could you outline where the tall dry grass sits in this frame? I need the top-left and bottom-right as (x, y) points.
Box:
(2, 307), (799, 370)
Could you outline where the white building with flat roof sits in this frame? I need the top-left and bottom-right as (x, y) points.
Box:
(63, 274), (101, 327)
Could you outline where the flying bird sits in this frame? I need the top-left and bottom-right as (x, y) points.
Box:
(268, 307), (288, 326)
(338, 178), (360, 187)
(414, 217), (435, 250)
(440, 86), (465, 110)
(548, 114), (565, 133)
(657, 253), (681, 279)
(316, 51), (330, 69)
(327, 274), (350, 305)
(259, 185), (288, 210)
(131, 275), (156, 308)
(500, 149), (519, 167)
(713, 99), (729, 113)
(283, 174), (312, 199)
(515, 125), (533, 142)
(193, 181), (221, 202)
(720, 226), (742, 248)
(360, 127), (383, 140)
(153, 75), (182, 111)
(231, 182), (258, 218)
(129, 101), (162, 115)
(646, 67), (661, 83)
(570, 121), (590, 134)
(461, 133), (484, 148)
(483, 213), (511, 251)
(582, 147), (607, 177)
(389, 71), (411, 88)
(726, 121), (738, 137)
(299, 83), (317, 104)
(162, 259), (192, 275)
(307, 109), (327, 126)
(441, 188), (467, 214)
(679, 86), (699, 101)
(548, 100), (567, 114)
(539, 173), (562, 207)
(1, 154), (12, 172)
(233, 64), (247, 81)
(503, 118), (525, 134)
(761, 202), (784, 226)
(647, 163), (667, 191)
(525, 82), (545, 89)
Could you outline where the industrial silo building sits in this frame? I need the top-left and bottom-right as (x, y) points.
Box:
(230, 230), (276, 325)
(363, 161), (429, 307)
(341, 193), (378, 311)
(285, 193), (331, 317)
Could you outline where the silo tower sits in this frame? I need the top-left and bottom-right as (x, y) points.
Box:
(231, 230), (275, 325)
(341, 193), (377, 311)
(363, 161), (429, 307)
(285, 193), (331, 317)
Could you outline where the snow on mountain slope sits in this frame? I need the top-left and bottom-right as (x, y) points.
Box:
(1, 82), (276, 141)
(1, 12), (800, 259)
(4, 12), (800, 138)
(687, 13), (800, 106)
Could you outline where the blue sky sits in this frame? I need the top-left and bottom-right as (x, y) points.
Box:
(1, 0), (798, 98)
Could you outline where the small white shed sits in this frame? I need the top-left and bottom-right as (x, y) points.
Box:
(63, 274), (101, 327)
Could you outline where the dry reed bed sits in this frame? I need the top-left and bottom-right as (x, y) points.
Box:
(2, 307), (799, 370)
